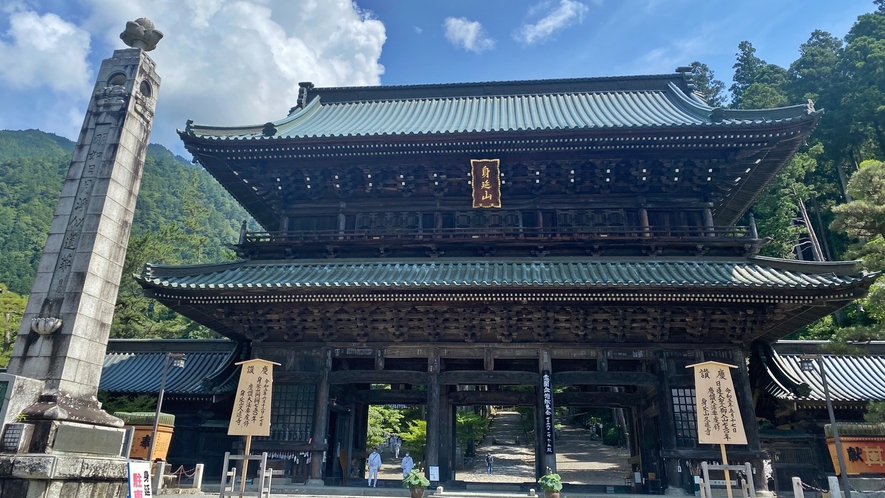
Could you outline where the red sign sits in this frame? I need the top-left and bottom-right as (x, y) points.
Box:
(471, 159), (501, 208)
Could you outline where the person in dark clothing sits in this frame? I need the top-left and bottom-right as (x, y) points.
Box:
(485, 453), (494, 474)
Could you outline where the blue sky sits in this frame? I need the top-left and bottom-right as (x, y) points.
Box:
(0, 0), (877, 156)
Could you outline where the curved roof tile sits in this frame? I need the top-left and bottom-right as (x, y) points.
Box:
(767, 351), (885, 402)
(100, 341), (241, 395)
(183, 80), (815, 141)
(137, 258), (872, 292)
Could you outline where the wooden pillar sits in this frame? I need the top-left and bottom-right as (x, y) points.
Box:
(732, 348), (768, 492)
(748, 211), (759, 239)
(426, 349), (441, 481)
(656, 357), (681, 492)
(309, 348), (331, 482)
(537, 348), (555, 475)
(703, 205), (715, 236)
(439, 385), (453, 482)
(640, 208), (650, 237)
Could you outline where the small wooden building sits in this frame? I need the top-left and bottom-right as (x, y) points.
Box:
(753, 341), (885, 491)
(98, 339), (243, 475)
(136, 70), (876, 491)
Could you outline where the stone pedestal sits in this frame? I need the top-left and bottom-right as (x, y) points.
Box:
(0, 454), (129, 498)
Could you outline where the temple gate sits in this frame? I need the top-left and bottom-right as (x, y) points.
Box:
(137, 70), (875, 491)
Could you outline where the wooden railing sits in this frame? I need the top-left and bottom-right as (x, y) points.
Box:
(241, 225), (751, 244)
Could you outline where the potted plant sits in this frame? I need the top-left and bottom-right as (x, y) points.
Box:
(403, 469), (431, 498)
(538, 469), (563, 498)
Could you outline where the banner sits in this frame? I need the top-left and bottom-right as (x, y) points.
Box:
(470, 159), (502, 208)
(228, 358), (280, 437)
(542, 370), (554, 454)
(687, 361), (747, 445)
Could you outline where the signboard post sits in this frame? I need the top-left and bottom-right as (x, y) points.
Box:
(686, 361), (748, 498)
(228, 358), (280, 494)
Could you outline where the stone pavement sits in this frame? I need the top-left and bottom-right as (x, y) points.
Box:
(170, 411), (634, 495)
(375, 410), (629, 485)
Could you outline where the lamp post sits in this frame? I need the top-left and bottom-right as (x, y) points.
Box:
(148, 352), (185, 463)
(801, 356), (851, 498)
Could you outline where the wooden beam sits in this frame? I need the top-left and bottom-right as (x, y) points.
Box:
(439, 370), (540, 385)
(355, 390), (427, 405)
(555, 391), (642, 408)
(329, 370), (427, 385)
(275, 371), (320, 383)
(552, 371), (657, 387)
(448, 390), (537, 406)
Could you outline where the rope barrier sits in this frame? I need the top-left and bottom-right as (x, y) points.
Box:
(799, 481), (828, 493)
(170, 465), (197, 479)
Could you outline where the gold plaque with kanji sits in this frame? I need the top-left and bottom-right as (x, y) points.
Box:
(470, 159), (501, 208)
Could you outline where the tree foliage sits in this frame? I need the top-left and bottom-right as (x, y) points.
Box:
(0, 130), (252, 341)
(689, 61), (726, 107)
(400, 419), (427, 464)
(0, 284), (27, 368)
(456, 411), (492, 458)
(366, 403), (405, 449)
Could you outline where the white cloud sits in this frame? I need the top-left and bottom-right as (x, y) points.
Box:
(0, 10), (93, 94)
(443, 17), (494, 53)
(514, 0), (589, 45)
(414, 26), (423, 35)
(0, 1), (387, 152)
(637, 31), (710, 74)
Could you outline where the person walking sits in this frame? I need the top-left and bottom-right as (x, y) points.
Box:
(368, 448), (382, 487)
(401, 451), (414, 477)
(393, 435), (402, 458)
(485, 452), (494, 474)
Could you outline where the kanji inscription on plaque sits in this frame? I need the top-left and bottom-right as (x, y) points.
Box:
(687, 361), (747, 445)
(228, 358), (280, 437)
(470, 159), (502, 208)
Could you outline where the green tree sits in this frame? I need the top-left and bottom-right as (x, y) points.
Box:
(0, 284), (27, 367)
(752, 145), (824, 258)
(366, 403), (405, 449)
(400, 420), (427, 466)
(730, 41), (765, 108)
(456, 411), (491, 458)
(831, 160), (885, 270)
(689, 61), (726, 107)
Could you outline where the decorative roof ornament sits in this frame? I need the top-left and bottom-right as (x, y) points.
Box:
(120, 18), (163, 51)
(807, 99), (816, 114)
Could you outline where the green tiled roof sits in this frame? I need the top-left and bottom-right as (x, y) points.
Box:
(137, 257), (872, 292)
(764, 341), (885, 403)
(182, 76), (818, 141)
(100, 340), (242, 396)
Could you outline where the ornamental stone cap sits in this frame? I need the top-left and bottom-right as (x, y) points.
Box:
(120, 18), (163, 51)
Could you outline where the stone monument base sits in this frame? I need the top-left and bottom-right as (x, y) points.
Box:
(0, 454), (128, 498)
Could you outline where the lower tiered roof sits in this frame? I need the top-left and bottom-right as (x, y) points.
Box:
(136, 256), (875, 345)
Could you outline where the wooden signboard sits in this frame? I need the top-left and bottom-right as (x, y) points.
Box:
(689, 361), (747, 445)
(229, 359), (279, 437)
(686, 361), (747, 498)
(228, 358), (280, 493)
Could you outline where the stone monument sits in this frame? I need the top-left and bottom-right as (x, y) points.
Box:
(0, 18), (161, 497)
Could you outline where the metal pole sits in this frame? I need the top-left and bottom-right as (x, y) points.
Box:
(821, 357), (851, 498)
(149, 354), (172, 464)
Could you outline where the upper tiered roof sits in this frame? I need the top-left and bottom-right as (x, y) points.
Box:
(182, 74), (817, 140)
(180, 70), (822, 232)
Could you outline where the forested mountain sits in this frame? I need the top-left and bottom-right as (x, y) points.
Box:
(0, 129), (252, 362)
